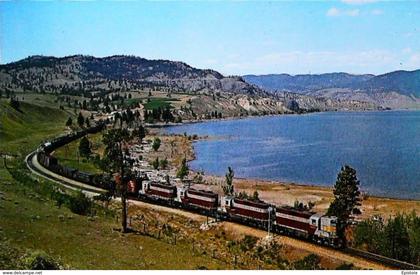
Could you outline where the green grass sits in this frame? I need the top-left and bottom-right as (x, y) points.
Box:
(143, 98), (179, 110)
(54, 133), (103, 174)
(0, 99), (69, 155)
(0, 167), (226, 269)
(0, 97), (228, 269)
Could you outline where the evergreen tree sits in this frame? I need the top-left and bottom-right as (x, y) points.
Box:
(138, 125), (146, 143)
(152, 157), (159, 170)
(78, 136), (91, 158)
(9, 98), (20, 111)
(152, 137), (161, 151)
(176, 158), (189, 180)
(383, 214), (411, 262)
(77, 112), (84, 127)
(65, 117), (73, 127)
(327, 165), (361, 242)
(101, 128), (131, 233)
(252, 190), (260, 201)
(222, 167), (235, 196)
(160, 158), (168, 170)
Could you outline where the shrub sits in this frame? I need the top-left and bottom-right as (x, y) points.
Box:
(0, 241), (24, 269)
(293, 254), (322, 270)
(239, 235), (259, 252)
(22, 250), (62, 270)
(67, 191), (92, 215)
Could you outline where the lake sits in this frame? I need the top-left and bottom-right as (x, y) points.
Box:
(165, 111), (420, 200)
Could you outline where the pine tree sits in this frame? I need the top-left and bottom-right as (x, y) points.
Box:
(152, 157), (159, 170)
(65, 117), (73, 126)
(327, 165), (361, 242)
(222, 167), (235, 196)
(152, 137), (161, 151)
(176, 158), (189, 180)
(138, 125), (146, 143)
(252, 190), (260, 201)
(78, 136), (91, 158)
(102, 128), (131, 233)
(77, 112), (84, 127)
(383, 214), (411, 262)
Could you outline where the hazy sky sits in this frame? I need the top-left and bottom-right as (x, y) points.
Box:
(1, 0), (419, 75)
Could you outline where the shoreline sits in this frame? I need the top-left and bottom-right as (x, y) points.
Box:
(157, 129), (419, 203)
(149, 108), (416, 129)
(149, 127), (419, 220)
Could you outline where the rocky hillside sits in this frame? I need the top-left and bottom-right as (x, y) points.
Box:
(0, 55), (382, 113)
(243, 73), (374, 93)
(0, 55), (263, 96)
(243, 70), (420, 109)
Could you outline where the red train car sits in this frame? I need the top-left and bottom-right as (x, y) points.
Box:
(181, 188), (218, 210)
(228, 198), (271, 221)
(143, 181), (177, 200)
(127, 179), (139, 194)
(275, 206), (317, 237)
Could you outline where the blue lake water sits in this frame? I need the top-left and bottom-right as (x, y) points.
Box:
(165, 111), (420, 200)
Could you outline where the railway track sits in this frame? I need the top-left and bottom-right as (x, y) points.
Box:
(25, 150), (420, 270)
(345, 248), (419, 270)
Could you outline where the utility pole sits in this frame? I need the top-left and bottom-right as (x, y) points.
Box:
(267, 206), (272, 238)
(120, 140), (128, 233)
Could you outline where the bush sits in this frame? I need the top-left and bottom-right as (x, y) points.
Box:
(293, 254), (322, 270)
(0, 241), (24, 269)
(67, 191), (92, 215)
(239, 235), (259, 252)
(22, 250), (62, 270)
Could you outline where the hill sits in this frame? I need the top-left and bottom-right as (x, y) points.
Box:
(0, 55), (384, 113)
(360, 69), (420, 96)
(243, 70), (420, 109)
(0, 99), (69, 154)
(243, 73), (374, 93)
(0, 55), (262, 96)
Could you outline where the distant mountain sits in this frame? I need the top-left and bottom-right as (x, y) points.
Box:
(243, 70), (420, 98)
(0, 55), (263, 96)
(243, 70), (420, 109)
(0, 55), (386, 112)
(360, 70), (420, 97)
(243, 73), (374, 93)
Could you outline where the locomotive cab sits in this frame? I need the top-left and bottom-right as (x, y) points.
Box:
(221, 196), (234, 212)
(311, 213), (340, 245)
(139, 181), (151, 195)
(176, 186), (188, 202)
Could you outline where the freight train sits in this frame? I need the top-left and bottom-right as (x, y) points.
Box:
(137, 179), (342, 248)
(35, 126), (342, 249)
(36, 123), (115, 190)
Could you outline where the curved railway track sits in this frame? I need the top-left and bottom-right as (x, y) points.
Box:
(25, 149), (419, 270)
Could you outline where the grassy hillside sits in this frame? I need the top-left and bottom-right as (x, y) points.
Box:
(0, 98), (227, 269)
(0, 99), (69, 155)
(53, 132), (103, 174)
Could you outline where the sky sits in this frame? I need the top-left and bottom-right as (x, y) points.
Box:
(1, 0), (419, 76)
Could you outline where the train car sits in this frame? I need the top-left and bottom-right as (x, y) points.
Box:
(73, 171), (93, 184)
(127, 179), (139, 195)
(274, 206), (317, 238)
(224, 196), (272, 226)
(310, 213), (342, 247)
(61, 166), (77, 179)
(38, 153), (58, 168)
(140, 181), (177, 200)
(180, 188), (219, 211)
